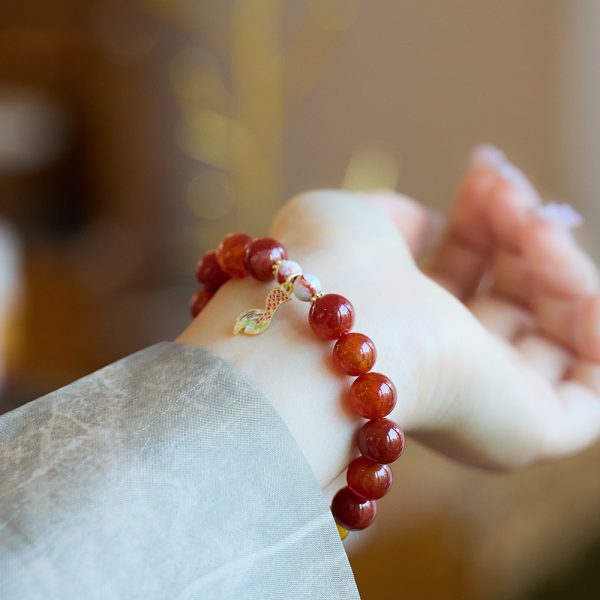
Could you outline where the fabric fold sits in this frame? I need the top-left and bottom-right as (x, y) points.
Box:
(0, 342), (359, 599)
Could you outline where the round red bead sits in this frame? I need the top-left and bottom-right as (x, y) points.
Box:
(189, 288), (213, 318)
(331, 486), (377, 530)
(333, 332), (377, 376)
(347, 457), (392, 500)
(244, 238), (287, 281)
(357, 418), (405, 464)
(349, 372), (396, 419)
(195, 250), (231, 291)
(216, 233), (253, 278)
(308, 294), (355, 340)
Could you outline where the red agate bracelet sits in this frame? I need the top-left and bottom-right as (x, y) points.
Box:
(190, 233), (405, 539)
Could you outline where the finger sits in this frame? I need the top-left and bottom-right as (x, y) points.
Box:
(468, 295), (535, 341)
(532, 346), (600, 460)
(491, 249), (531, 306)
(569, 359), (600, 394)
(429, 146), (541, 300)
(543, 380), (600, 457)
(531, 294), (584, 353)
(479, 163), (541, 300)
(527, 293), (600, 363)
(427, 166), (497, 298)
(490, 207), (592, 311)
(362, 190), (444, 257)
(516, 209), (600, 359)
(514, 334), (573, 384)
(520, 210), (598, 299)
(492, 220), (597, 321)
(554, 359), (600, 455)
(574, 294), (600, 361)
(446, 166), (498, 249)
(484, 168), (541, 251)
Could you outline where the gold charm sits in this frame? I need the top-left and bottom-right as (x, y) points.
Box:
(233, 280), (294, 335)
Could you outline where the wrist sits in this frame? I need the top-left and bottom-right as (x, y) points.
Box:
(178, 206), (453, 537)
(178, 276), (359, 487)
(177, 262), (435, 487)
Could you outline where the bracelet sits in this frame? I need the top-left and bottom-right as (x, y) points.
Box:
(190, 233), (406, 540)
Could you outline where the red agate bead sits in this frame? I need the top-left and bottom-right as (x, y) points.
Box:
(245, 238), (287, 281)
(308, 294), (355, 340)
(333, 332), (376, 376)
(347, 457), (392, 500)
(216, 233), (253, 278)
(349, 372), (396, 419)
(331, 486), (377, 530)
(195, 250), (231, 291)
(357, 418), (405, 464)
(189, 288), (213, 318)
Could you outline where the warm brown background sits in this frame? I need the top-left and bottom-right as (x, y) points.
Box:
(1, 2), (600, 598)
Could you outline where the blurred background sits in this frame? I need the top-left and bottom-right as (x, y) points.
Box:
(1, 1), (600, 598)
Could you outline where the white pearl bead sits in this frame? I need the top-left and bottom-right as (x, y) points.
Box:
(275, 260), (302, 283)
(293, 273), (321, 301)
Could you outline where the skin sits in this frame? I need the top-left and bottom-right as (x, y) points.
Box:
(178, 152), (600, 488)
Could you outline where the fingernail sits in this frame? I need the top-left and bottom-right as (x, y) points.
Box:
(469, 144), (507, 170)
(536, 202), (584, 230)
(498, 163), (530, 188)
(498, 162), (541, 202)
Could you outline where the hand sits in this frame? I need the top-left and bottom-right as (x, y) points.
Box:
(178, 149), (600, 485)
(424, 146), (600, 465)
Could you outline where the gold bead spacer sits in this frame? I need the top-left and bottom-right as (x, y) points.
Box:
(309, 290), (324, 304)
(272, 259), (285, 275)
